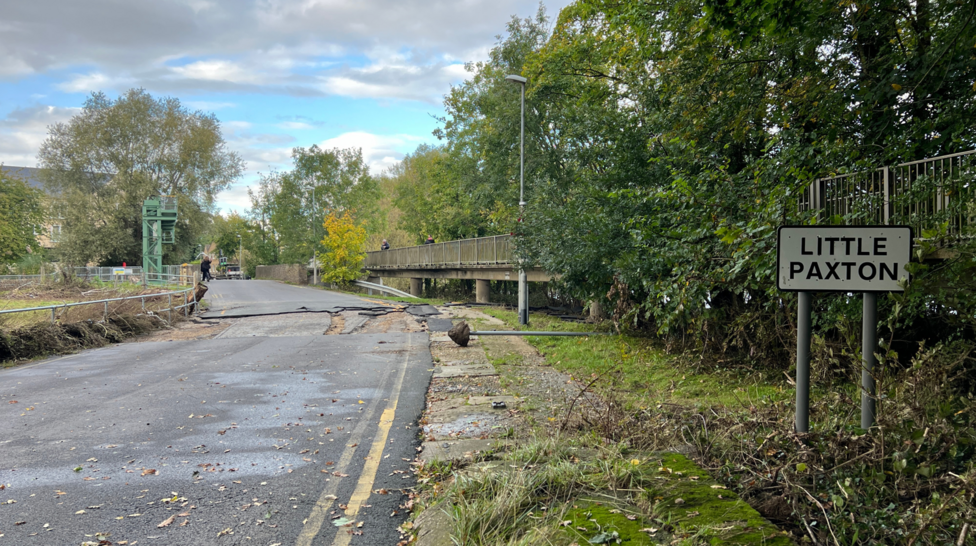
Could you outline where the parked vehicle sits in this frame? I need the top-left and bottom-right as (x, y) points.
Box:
(215, 264), (247, 280)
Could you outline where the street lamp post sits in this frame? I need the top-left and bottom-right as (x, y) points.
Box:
(505, 74), (529, 326)
(312, 174), (318, 286)
(237, 234), (242, 280)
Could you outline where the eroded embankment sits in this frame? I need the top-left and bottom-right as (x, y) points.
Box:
(0, 314), (167, 364)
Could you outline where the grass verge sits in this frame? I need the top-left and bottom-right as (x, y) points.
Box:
(449, 307), (976, 545)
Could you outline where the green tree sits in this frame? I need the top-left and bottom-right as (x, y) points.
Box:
(248, 146), (378, 265)
(0, 170), (45, 264)
(38, 89), (244, 266)
(391, 144), (489, 244)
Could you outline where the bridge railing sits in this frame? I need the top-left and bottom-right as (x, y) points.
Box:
(802, 149), (976, 236)
(366, 235), (513, 268)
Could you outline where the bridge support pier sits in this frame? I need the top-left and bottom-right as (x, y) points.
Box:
(409, 278), (422, 297)
(366, 276), (381, 296)
(476, 279), (490, 304)
(590, 300), (605, 321)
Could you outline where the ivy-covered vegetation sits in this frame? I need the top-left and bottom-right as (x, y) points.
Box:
(385, 1), (976, 543)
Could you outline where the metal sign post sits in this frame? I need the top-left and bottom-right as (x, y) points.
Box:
(795, 291), (812, 432)
(777, 226), (912, 432)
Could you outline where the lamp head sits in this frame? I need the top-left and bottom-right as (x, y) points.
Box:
(505, 75), (527, 84)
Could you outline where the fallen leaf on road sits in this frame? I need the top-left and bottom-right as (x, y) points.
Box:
(75, 510), (86, 515)
(178, 511), (190, 517)
(142, 469), (158, 476)
(217, 527), (233, 536)
(157, 515), (175, 528)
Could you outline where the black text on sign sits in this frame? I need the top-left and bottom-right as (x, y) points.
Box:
(777, 226), (912, 292)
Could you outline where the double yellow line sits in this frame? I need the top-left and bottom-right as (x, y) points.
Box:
(295, 336), (413, 545)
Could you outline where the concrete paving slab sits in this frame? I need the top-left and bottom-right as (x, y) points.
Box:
(431, 344), (491, 366)
(426, 396), (471, 414)
(419, 439), (502, 463)
(341, 314), (370, 334)
(414, 502), (455, 546)
(423, 413), (511, 440)
(426, 403), (512, 424)
(443, 307), (506, 325)
(433, 364), (497, 378)
(467, 395), (519, 407)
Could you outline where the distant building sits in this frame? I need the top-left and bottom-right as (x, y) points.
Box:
(1, 165), (61, 249)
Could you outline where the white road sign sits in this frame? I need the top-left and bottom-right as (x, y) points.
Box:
(777, 226), (912, 292)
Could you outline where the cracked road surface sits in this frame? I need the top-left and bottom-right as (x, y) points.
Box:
(0, 281), (433, 545)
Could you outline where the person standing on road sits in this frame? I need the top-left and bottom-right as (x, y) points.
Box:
(201, 256), (212, 282)
(381, 239), (390, 250)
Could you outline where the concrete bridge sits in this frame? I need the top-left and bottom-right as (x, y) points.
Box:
(364, 234), (551, 302)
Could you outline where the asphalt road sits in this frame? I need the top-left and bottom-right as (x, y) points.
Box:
(203, 279), (380, 318)
(0, 281), (433, 545)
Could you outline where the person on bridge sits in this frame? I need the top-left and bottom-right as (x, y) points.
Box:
(425, 235), (435, 245)
(381, 239), (390, 250)
(201, 256), (212, 282)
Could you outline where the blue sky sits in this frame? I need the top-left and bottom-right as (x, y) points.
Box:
(0, 0), (569, 214)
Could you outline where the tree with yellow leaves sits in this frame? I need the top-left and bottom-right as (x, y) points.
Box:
(318, 211), (366, 284)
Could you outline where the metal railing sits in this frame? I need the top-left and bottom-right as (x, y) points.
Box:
(1, 266), (197, 286)
(0, 286), (198, 325)
(365, 235), (513, 269)
(802, 150), (976, 236)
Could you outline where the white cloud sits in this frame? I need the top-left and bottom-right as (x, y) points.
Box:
(321, 61), (468, 103)
(278, 121), (315, 130)
(0, 105), (81, 166)
(318, 131), (426, 174)
(1, 0), (572, 100)
(215, 181), (254, 215)
(170, 60), (267, 85)
(184, 100), (237, 111)
(57, 72), (133, 93)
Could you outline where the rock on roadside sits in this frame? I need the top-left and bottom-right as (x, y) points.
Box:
(447, 320), (470, 347)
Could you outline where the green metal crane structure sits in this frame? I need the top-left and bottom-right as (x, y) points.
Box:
(142, 196), (178, 285)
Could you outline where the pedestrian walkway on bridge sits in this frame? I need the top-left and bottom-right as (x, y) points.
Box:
(364, 234), (552, 302)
